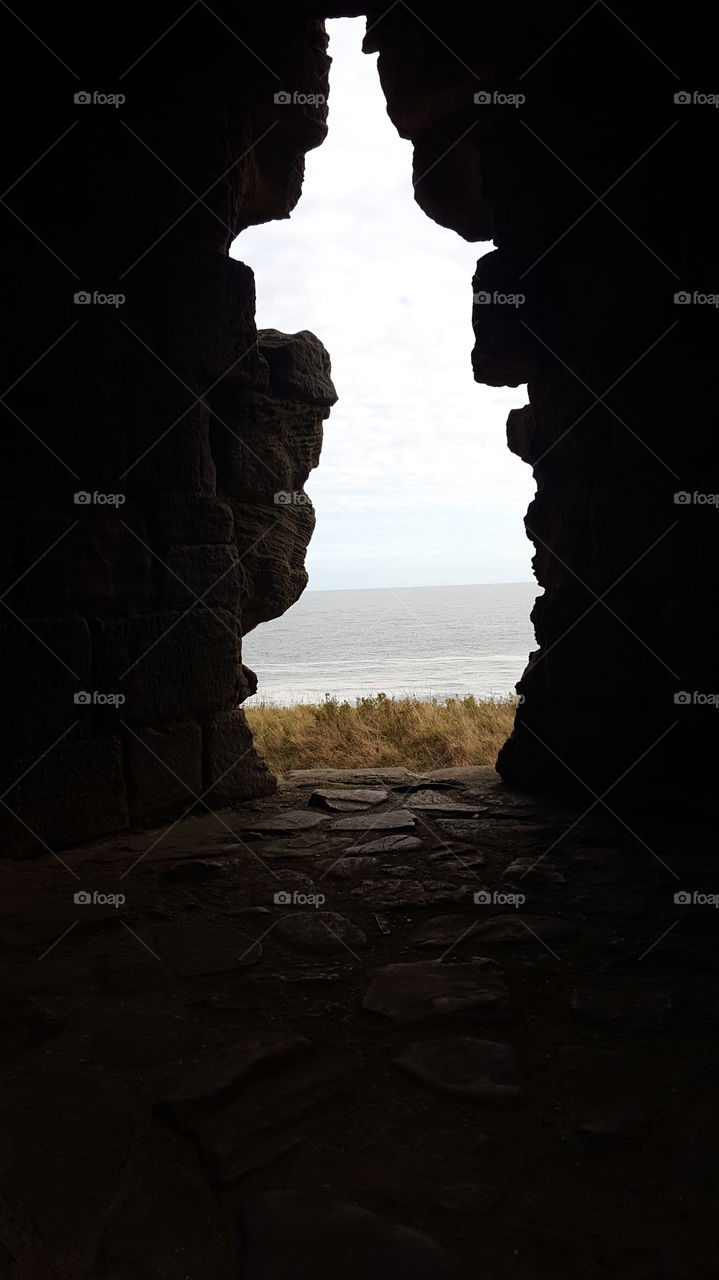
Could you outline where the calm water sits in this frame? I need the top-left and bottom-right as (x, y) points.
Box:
(242, 583), (539, 705)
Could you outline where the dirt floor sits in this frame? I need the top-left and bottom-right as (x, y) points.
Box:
(0, 766), (717, 1278)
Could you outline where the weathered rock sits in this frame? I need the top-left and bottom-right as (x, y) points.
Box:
(429, 846), (486, 868)
(351, 880), (472, 909)
(274, 911), (368, 955)
(433, 819), (487, 842)
(125, 718), (202, 826)
(575, 1108), (649, 1144)
(237, 1190), (458, 1280)
(153, 922), (262, 975)
(94, 1122), (239, 1280)
(3, 735), (129, 855)
(308, 787), (388, 811)
(472, 915), (576, 945)
(203, 709), (276, 807)
(258, 329), (338, 407)
(503, 857), (566, 884)
(237, 810), (326, 833)
(393, 1038), (523, 1104)
(345, 834), (423, 854)
(570, 984), (674, 1033)
(325, 856), (380, 880)
(405, 790), (484, 814)
(332, 811), (417, 832)
(0, 997), (64, 1057)
(362, 960), (508, 1024)
(155, 1033), (314, 1112)
(392, 781), (467, 793)
(410, 915), (484, 949)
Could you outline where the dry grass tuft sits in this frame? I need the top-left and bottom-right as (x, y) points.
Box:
(244, 693), (518, 773)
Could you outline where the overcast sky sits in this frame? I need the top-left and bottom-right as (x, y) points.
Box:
(232, 17), (534, 592)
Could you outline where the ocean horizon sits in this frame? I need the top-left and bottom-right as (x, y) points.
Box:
(242, 581), (539, 705)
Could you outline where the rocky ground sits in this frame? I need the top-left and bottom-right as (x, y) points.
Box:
(1, 766), (717, 1278)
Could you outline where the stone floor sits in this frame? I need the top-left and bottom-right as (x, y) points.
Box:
(1, 766), (717, 1278)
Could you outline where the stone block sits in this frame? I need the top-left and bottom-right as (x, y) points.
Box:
(125, 718), (202, 826)
(2, 735), (128, 854)
(22, 500), (153, 614)
(161, 545), (242, 611)
(153, 496), (235, 547)
(96, 610), (239, 723)
(0, 616), (91, 755)
(122, 362), (216, 497)
(203, 710), (275, 807)
(137, 248), (267, 390)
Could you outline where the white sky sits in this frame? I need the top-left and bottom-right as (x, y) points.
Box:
(231, 17), (535, 591)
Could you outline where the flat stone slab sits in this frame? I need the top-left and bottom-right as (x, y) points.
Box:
(345, 834), (423, 854)
(570, 984), (674, 1032)
(238, 1190), (458, 1280)
(434, 819), (487, 842)
(503, 858), (566, 884)
(393, 1037), (523, 1104)
(274, 911), (368, 955)
(404, 791), (484, 814)
(575, 1107), (649, 1143)
(156, 1033), (313, 1111)
(351, 880), (472, 909)
(325, 857), (380, 880)
(154, 922), (262, 975)
(410, 912), (575, 949)
(429, 846), (486, 868)
(332, 811), (417, 832)
(236, 810), (327, 833)
(308, 788), (388, 811)
(362, 960), (508, 1023)
(410, 915), (485, 949)
(472, 914), (575, 945)
(392, 780), (466, 793)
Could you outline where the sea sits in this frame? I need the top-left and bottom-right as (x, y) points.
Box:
(242, 582), (539, 705)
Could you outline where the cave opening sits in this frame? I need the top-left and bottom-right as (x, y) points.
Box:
(2, 6), (719, 1275)
(233, 17), (534, 775)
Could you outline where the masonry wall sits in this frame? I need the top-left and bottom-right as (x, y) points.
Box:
(2, 2), (718, 855)
(0, 9), (336, 852)
(363, 0), (719, 804)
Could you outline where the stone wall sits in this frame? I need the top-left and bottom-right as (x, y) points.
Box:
(363, 1), (719, 805)
(0, 8), (336, 852)
(2, 0), (718, 854)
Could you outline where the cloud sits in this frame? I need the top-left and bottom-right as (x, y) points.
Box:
(231, 17), (534, 590)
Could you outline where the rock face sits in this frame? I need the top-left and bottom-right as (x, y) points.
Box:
(0, 14), (336, 851)
(363, 4), (719, 805)
(2, 3), (718, 834)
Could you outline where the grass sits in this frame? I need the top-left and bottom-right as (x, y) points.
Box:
(244, 692), (518, 773)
